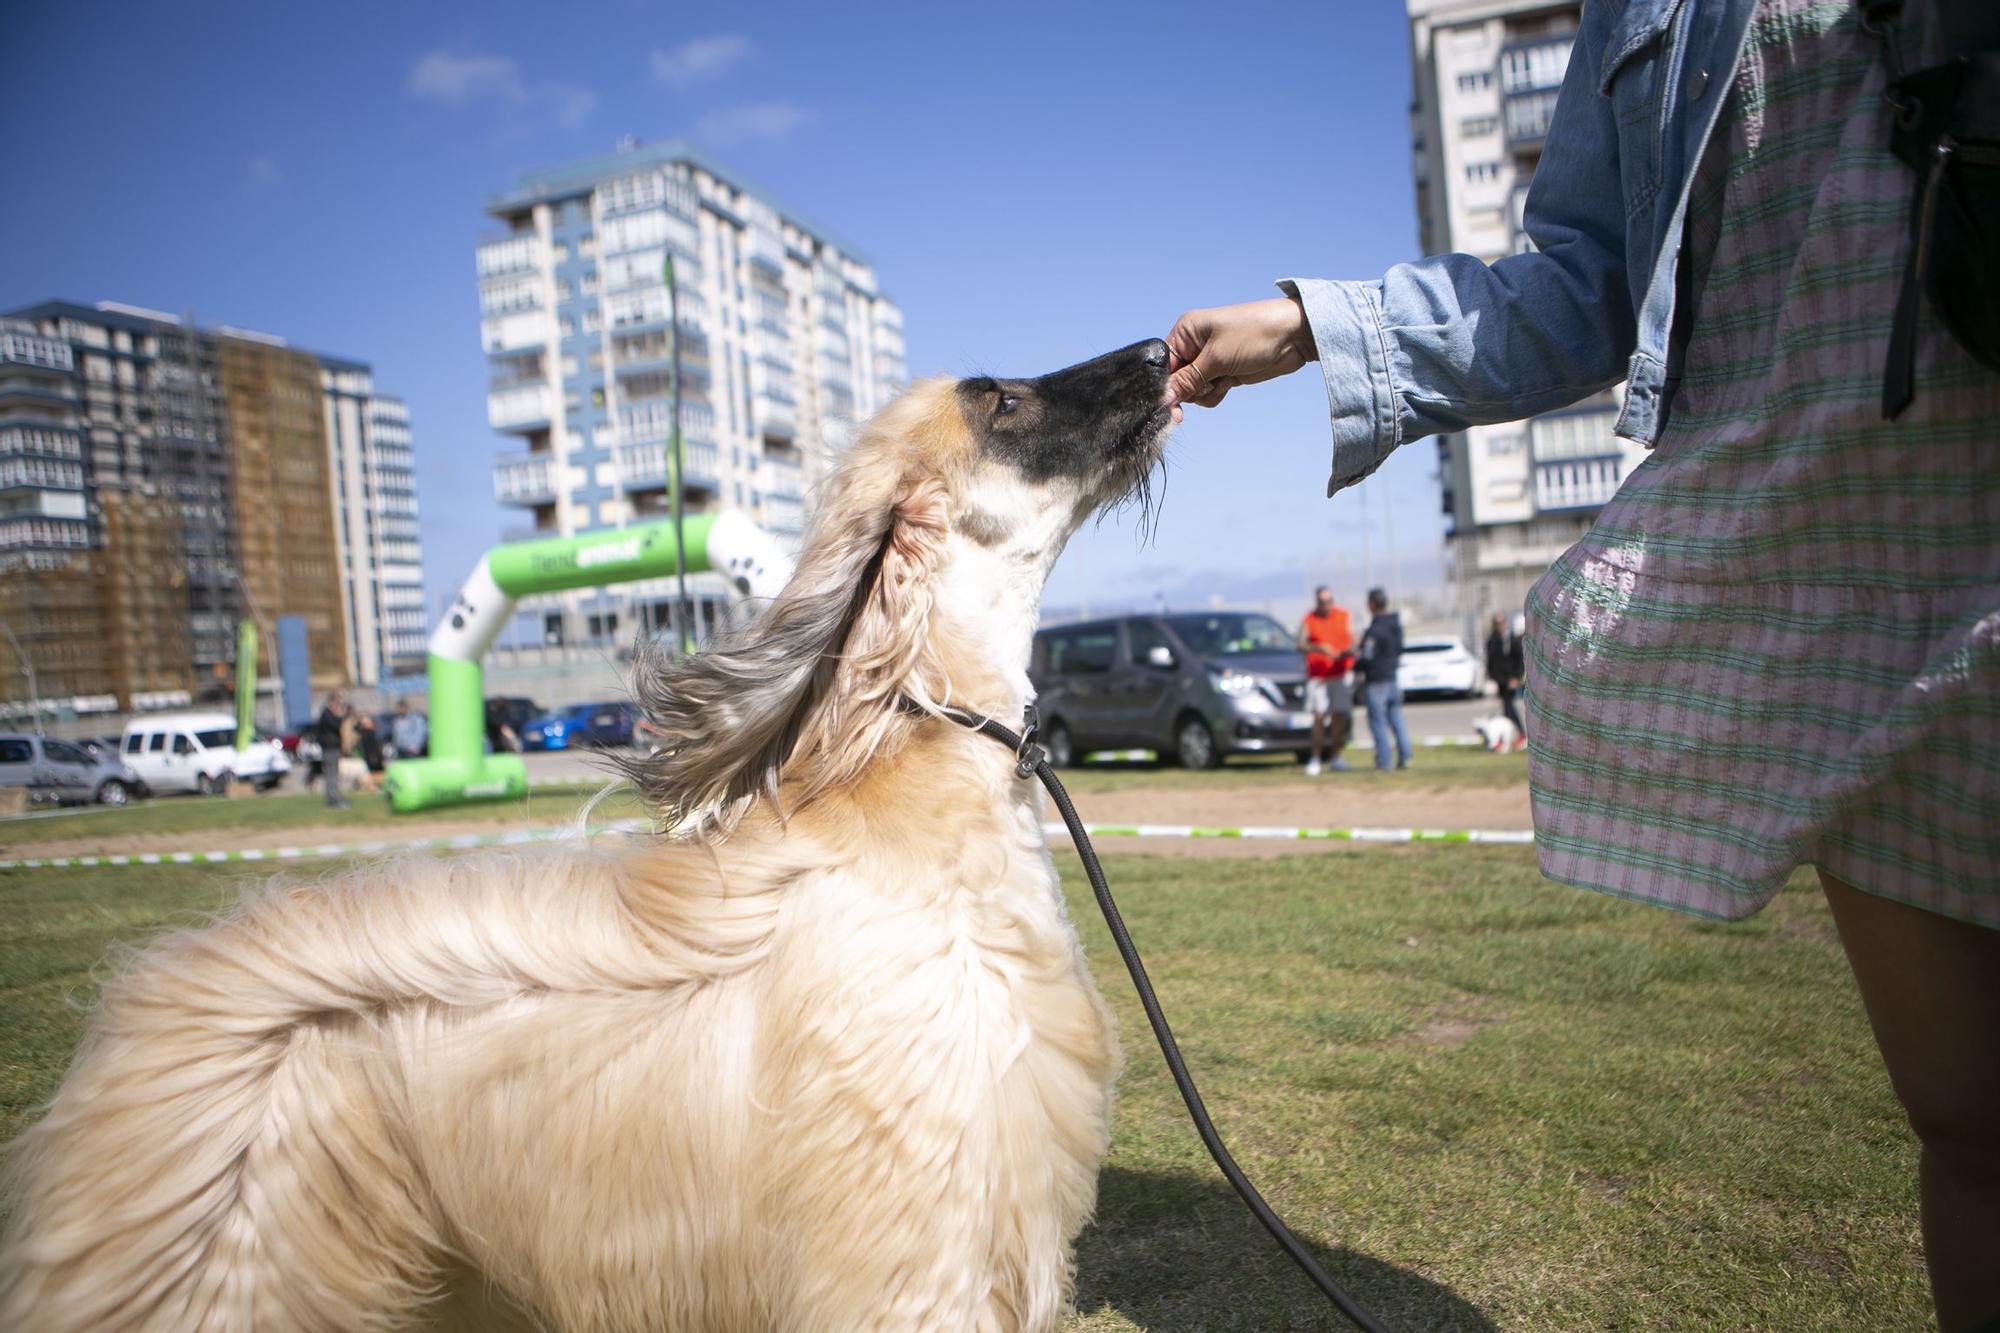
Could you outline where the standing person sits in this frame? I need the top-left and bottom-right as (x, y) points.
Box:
(1485, 612), (1527, 750)
(355, 714), (385, 790)
(313, 693), (348, 811)
(391, 699), (427, 759)
(1161, 4), (1999, 1324)
(1355, 589), (1411, 771)
(483, 698), (519, 755)
(1296, 585), (1354, 774)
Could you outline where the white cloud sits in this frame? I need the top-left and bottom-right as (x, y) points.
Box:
(246, 154), (282, 187)
(406, 49), (596, 129)
(692, 102), (813, 146)
(650, 34), (753, 87)
(407, 51), (522, 104)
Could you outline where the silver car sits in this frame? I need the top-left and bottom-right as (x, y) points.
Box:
(0, 732), (143, 806)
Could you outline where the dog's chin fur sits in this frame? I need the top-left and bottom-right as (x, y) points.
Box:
(0, 373), (1163, 1332)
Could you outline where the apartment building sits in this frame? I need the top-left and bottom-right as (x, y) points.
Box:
(322, 364), (427, 683)
(0, 300), (424, 720)
(478, 139), (906, 648)
(1406, 0), (1647, 630)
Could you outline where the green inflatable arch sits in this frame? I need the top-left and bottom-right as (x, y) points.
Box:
(384, 513), (792, 813)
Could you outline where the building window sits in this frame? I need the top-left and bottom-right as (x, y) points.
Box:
(1456, 70), (1493, 93)
(1465, 161), (1502, 183)
(1460, 116), (1499, 137)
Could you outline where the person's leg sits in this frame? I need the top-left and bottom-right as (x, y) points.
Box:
(1310, 711), (1327, 767)
(1329, 707), (1351, 768)
(1819, 871), (2000, 1333)
(1366, 683), (1392, 769)
(1500, 683), (1524, 733)
(1389, 685), (1413, 767)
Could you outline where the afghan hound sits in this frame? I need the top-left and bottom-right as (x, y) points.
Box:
(0, 339), (1177, 1332)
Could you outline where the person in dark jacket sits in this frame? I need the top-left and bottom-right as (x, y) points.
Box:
(1356, 588), (1411, 771)
(314, 693), (350, 810)
(1485, 612), (1527, 748)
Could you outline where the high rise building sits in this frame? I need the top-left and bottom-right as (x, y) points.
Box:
(321, 364), (426, 684)
(0, 300), (424, 722)
(477, 140), (906, 648)
(1405, 0), (1645, 631)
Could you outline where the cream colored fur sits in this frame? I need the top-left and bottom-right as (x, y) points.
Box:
(0, 379), (1126, 1332)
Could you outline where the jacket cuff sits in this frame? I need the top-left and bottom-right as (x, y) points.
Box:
(1278, 278), (1401, 496)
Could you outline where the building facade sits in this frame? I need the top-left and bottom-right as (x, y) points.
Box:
(0, 300), (423, 722)
(478, 140), (906, 648)
(321, 365), (426, 683)
(1406, 0), (1645, 632)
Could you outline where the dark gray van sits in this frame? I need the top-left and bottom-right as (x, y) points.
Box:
(1028, 612), (1315, 768)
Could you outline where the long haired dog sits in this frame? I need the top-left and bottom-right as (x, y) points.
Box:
(1, 340), (1176, 1332)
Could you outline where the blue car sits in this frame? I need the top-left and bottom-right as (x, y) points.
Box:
(520, 702), (637, 751)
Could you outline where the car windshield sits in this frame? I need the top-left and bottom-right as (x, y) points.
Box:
(1163, 613), (1293, 656)
(196, 728), (237, 750)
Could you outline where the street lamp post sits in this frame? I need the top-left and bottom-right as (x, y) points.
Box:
(665, 254), (694, 655)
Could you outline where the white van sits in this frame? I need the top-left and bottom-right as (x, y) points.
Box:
(120, 712), (291, 796)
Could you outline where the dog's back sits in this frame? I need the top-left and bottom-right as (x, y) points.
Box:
(0, 839), (791, 1331)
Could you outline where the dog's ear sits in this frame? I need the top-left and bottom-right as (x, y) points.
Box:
(617, 442), (951, 836)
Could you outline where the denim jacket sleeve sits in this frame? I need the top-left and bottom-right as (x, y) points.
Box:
(1289, 0), (1637, 496)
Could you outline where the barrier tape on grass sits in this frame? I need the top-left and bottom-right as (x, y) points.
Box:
(1042, 822), (1534, 844)
(1, 819), (1533, 871)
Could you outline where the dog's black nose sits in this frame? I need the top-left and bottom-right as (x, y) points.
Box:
(1138, 339), (1169, 369)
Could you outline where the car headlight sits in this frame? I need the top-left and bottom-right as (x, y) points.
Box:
(1208, 668), (1263, 697)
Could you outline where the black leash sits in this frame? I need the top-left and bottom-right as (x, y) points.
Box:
(923, 698), (1393, 1333)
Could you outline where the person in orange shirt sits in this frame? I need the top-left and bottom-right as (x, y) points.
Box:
(1296, 586), (1353, 775)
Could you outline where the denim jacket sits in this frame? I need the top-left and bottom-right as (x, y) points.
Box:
(1286, 0), (1761, 495)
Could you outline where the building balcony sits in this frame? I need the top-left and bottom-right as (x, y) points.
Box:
(763, 491), (806, 535)
(1534, 456), (1624, 513)
(756, 393), (796, 439)
(618, 399), (716, 446)
(1529, 408), (1621, 463)
(618, 440), (720, 494)
(1499, 35), (1572, 95)
(488, 382), (552, 432)
(744, 229), (787, 276)
(477, 233), (545, 278)
(492, 451), (557, 507)
(0, 330), (74, 373)
(1504, 88), (1560, 151)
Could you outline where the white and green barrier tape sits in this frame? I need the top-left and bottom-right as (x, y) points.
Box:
(0, 819), (1532, 871)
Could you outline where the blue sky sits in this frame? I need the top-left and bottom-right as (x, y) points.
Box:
(0, 0), (1443, 623)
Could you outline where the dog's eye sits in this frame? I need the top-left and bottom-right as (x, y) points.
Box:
(994, 394), (1019, 418)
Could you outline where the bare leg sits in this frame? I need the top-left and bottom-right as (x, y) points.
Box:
(1818, 871), (2000, 1333)
(1310, 713), (1326, 764)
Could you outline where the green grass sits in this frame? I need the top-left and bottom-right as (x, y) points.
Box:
(0, 784), (647, 848)
(1059, 748), (1528, 795)
(0, 848), (1921, 1329)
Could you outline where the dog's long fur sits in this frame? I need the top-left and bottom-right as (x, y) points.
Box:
(1, 366), (1167, 1331)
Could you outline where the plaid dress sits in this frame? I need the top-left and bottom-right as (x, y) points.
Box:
(1524, 0), (2000, 927)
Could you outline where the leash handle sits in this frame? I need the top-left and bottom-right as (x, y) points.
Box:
(932, 702), (1395, 1333)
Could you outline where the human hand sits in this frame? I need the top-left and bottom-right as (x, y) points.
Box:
(1164, 297), (1316, 408)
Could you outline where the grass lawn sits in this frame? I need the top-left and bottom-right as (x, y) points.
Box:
(0, 783), (647, 848)
(0, 754), (1526, 853)
(0, 845), (1921, 1329)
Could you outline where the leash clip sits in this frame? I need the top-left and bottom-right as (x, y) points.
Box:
(1014, 703), (1044, 779)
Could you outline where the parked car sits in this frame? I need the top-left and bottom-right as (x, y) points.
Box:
(1397, 636), (1483, 699)
(521, 702), (638, 751)
(120, 712), (291, 796)
(484, 696), (542, 751)
(0, 732), (144, 806)
(1030, 612), (1317, 770)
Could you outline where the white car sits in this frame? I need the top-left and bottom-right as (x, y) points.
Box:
(120, 712), (291, 796)
(1397, 636), (1483, 698)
